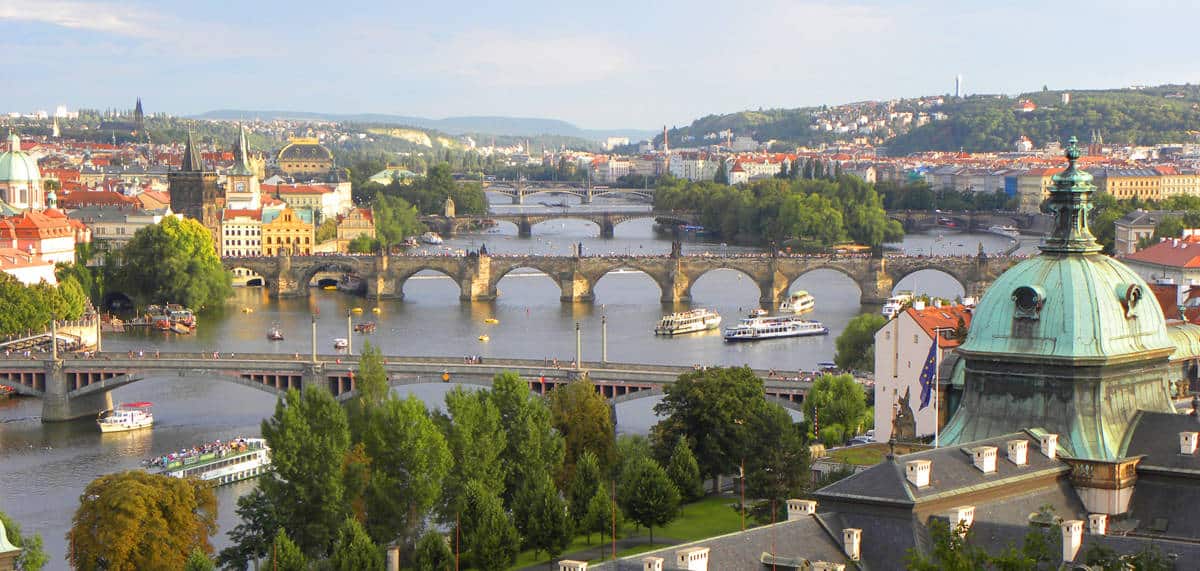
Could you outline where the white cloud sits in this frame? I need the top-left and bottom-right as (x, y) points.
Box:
(0, 0), (158, 37)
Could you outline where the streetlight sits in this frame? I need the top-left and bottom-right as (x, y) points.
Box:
(575, 322), (582, 369)
(601, 315), (608, 364)
(311, 314), (318, 363)
(346, 309), (353, 355)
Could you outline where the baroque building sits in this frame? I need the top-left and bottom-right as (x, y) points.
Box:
(0, 132), (44, 211)
(276, 137), (333, 178)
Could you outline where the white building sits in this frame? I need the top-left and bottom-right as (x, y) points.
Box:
(220, 208), (263, 258)
(873, 302), (972, 442)
(669, 152), (721, 182)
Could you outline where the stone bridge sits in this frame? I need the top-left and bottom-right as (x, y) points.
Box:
(223, 251), (1014, 305)
(0, 353), (809, 422)
(887, 210), (1050, 233)
(481, 180), (655, 205)
(423, 210), (663, 239)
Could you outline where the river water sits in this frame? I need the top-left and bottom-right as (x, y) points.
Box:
(0, 197), (1037, 568)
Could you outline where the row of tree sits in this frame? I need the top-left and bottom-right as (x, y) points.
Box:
(0, 271), (88, 337)
(653, 174), (904, 250)
(876, 181), (1019, 212)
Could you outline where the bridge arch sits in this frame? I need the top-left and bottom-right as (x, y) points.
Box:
(591, 266), (667, 300)
(786, 266), (866, 305)
(488, 264), (565, 299)
(686, 266), (765, 305)
(889, 266), (969, 299)
(394, 266), (463, 301)
(294, 260), (363, 294)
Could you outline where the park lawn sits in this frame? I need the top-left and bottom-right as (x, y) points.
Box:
(509, 496), (743, 569)
(827, 442), (931, 466)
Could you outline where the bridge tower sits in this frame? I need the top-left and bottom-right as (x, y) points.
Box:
(42, 360), (113, 422)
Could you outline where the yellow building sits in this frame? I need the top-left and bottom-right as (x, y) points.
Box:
(1092, 168), (1163, 201)
(336, 208), (375, 251)
(261, 207), (314, 256)
(276, 138), (333, 178)
(1156, 167), (1200, 199)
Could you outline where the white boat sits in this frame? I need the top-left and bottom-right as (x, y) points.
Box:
(988, 224), (1020, 239)
(333, 338), (349, 350)
(723, 315), (829, 342)
(655, 309), (722, 335)
(420, 232), (444, 245)
(98, 402), (154, 433)
(150, 438), (271, 486)
(780, 291), (816, 314)
(881, 292), (914, 320)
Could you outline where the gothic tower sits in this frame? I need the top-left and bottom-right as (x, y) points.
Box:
(133, 98), (145, 134)
(168, 132), (222, 245)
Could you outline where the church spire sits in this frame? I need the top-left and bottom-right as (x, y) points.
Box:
(1039, 136), (1101, 254)
(182, 131), (204, 172)
(228, 124), (254, 176)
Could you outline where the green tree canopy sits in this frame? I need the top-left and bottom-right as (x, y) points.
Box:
(548, 379), (617, 482)
(583, 483), (617, 545)
(618, 457), (681, 544)
(330, 517), (384, 571)
(111, 216), (232, 309)
(490, 372), (565, 506)
(67, 470), (217, 571)
(835, 313), (887, 372)
(516, 472), (571, 560)
(263, 530), (307, 571)
(413, 531), (453, 571)
(183, 550), (215, 571)
(666, 438), (704, 502)
(0, 509), (47, 571)
(217, 487), (278, 571)
(440, 386), (507, 517)
(804, 374), (870, 446)
(372, 194), (425, 248)
(744, 404), (812, 522)
(261, 387), (351, 558)
(568, 450), (603, 530)
(459, 479), (519, 571)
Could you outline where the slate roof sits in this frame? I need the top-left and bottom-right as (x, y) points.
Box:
(597, 515), (853, 570)
(1121, 410), (1200, 471)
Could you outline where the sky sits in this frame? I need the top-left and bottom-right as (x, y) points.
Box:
(2, 0), (1197, 131)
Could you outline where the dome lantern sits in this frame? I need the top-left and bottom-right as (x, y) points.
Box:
(1040, 136), (1101, 254)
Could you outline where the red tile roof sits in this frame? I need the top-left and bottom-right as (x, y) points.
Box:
(904, 304), (973, 349)
(1124, 238), (1200, 269)
(58, 190), (139, 208)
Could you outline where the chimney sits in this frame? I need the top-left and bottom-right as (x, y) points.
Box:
(786, 499), (817, 521)
(905, 459), (931, 488)
(951, 505), (975, 534)
(1181, 431), (1198, 455)
(675, 547), (709, 571)
(913, 299), (926, 310)
(1007, 439), (1029, 466)
(642, 556), (664, 571)
(558, 561), (588, 571)
(1088, 513), (1108, 536)
(842, 528), (862, 561)
(1061, 520), (1084, 563)
(385, 544), (400, 571)
(972, 446), (998, 473)
(1040, 434), (1058, 459)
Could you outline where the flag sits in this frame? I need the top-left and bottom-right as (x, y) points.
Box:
(918, 340), (938, 410)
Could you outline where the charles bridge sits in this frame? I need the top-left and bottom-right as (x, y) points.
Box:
(0, 352), (810, 422)
(480, 179), (654, 205)
(223, 250), (1015, 306)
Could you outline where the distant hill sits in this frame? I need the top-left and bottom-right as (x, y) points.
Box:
(192, 110), (655, 141)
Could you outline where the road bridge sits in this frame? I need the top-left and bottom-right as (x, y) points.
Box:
(422, 210), (675, 239)
(887, 210), (1051, 233)
(0, 352), (811, 422)
(222, 250), (1015, 305)
(480, 180), (654, 205)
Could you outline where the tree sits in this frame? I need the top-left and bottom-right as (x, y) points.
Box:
(1084, 542), (1172, 571)
(263, 530), (307, 571)
(835, 313), (887, 372)
(568, 450), (603, 529)
(666, 438), (704, 502)
(347, 340), (390, 440)
(183, 550), (215, 571)
(372, 194), (425, 248)
(440, 387), (507, 517)
(315, 218), (338, 243)
(548, 380), (617, 482)
(618, 457), (680, 544)
(490, 372), (564, 507)
(0, 510), (47, 571)
(67, 470), (217, 571)
(517, 473), (571, 560)
(362, 394), (451, 547)
(744, 404), (811, 523)
(804, 374), (869, 445)
(905, 520), (990, 571)
(217, 487), (278, 571)
(348, 234), (377, 254)
(330, 517), (384, 571)
(413, 531), (453, 571)
(111, 216), (232, 309)
(714, 161), (728, 184)
(459, 479), (519, 571)
(652, 367), (768, 493)
(583, 484), (617, 545)
(261, 388), (350, 558)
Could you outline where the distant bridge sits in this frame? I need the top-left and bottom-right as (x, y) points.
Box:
(421, 210), (693, 239)
(221, 251), (1014, 305)
(0, 352), (811, 422)
(887, 210), (1051, 233)
(480, 180), (654, 205)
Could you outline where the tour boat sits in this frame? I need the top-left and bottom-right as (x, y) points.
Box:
(654, 309), (722, 335)
(98, 402), (154, 433)
(881, 292), (914, 320)
(988, 224), (1020, 239)
(478, 334), (490, 342)
(722, 315), (829, 342)
(266, 324), (284, 341)
(150, 438), (272, 486)
(354, 321), (377, 333)
(333, 338), (349, 350)
(780, 291), (816, 314)
(420, 232), (444, 245)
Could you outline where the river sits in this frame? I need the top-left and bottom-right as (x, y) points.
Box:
(0, 197), (1039, 568)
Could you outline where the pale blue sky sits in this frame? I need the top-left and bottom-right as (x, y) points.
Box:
(1, 0), (1194, 129)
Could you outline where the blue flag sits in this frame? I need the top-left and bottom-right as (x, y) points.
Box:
(918, 340), (938, 410)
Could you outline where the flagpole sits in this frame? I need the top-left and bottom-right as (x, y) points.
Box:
(934, 340), (941, 448)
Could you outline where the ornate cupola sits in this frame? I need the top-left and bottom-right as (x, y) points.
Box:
(941, 138), (1176, 460)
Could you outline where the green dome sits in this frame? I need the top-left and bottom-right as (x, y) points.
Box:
(958, 252), (1173, 363)
(0, 132), (41, 183)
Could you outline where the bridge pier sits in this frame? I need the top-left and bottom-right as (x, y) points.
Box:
(460, 254), (496, 301)
(517, 218), (533, 238)
(860, 256), (894, 305)
(368, 255), (402, 300)
(511, 192), (523, 205)
(559, 271), (595, 302)
(301, 362), (326, 392)
(42, 360), (113, 422)
(663, 268), (692, 304)
(599, 217), (615, 239)
(581, 188), (593, 205)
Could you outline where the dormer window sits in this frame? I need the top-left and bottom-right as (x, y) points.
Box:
(1012, 286), (1044, 320)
